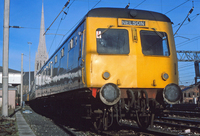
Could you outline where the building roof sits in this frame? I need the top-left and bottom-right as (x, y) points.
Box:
(0, 84), (17, 90)
(87, 8), (171, 22)
(0, 66), (21, 74)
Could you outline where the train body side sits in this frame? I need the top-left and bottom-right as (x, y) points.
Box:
(29, 21), (86, 100)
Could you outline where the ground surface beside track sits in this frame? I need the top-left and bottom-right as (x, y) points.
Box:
(22, 106), (70, 136)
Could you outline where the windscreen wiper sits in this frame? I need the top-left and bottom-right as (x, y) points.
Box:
(151, 28), (164, 39)
(97, 25), (114, 37)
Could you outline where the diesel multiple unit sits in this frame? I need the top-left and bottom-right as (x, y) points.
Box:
(27, 8), (182, 130)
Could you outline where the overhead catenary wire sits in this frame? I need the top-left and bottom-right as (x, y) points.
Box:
(178, 63), (193, 68)
(44, 0), (197, 86)
(53, 0), (102, 49)
(179, 63), (193, 68)
(170, 0), (199, 68)
(134, 0), (146, 9)
(173, 13), (200, 29)
(179, 78), (195, 83)
(179, 74), (195, 78)
(165, 0), (190, 14)
(58, 18), (83, 46)
(176, 36), (200, 48)
(173, 6), (194, 36)
(44, 0), (70, 36)
(48, 0), (77, 54)
(48, 16), (64, 54)
(179, 64), (194, 69)
(92, 0), (101, 9)
(179, 71), (195, 76)
(179, 67), (194, 71)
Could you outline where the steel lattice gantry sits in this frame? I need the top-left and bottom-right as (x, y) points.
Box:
(177, 51), (200, 84)
(176, 51), (200, 62)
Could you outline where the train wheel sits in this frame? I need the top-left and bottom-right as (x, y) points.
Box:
(136, 111), (150, 129)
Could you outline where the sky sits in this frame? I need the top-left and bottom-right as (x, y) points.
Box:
(0, 0), (200, 86)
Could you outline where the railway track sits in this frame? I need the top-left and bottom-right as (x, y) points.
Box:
(121, 119), (190, 136)
(150, 109), (200, 135)
(27, 104), (200, 135)
(163, 109), (200, 118)
(153, 117), (200, 135)
(60, 107), (200, 135)
(49, 116), (185, 136)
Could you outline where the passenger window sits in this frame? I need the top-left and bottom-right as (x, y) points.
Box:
(55, 55), (57, 63)
(74, 36), (78, 46)
(37, 74), (41, 86)
(44, 69), (46, 81)
(48, 63), (50, 76)
(50, 62), (53, 77)
(61, 48), (64, 57)
(70, 38), (74, 50)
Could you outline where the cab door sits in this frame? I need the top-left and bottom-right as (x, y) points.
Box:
(78, 27), (86, 88)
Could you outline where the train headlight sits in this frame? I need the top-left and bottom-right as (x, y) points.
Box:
(163, 83), (182, 104)
(162, 72), (169, 81)
(102, 72), (110, 80)
(99, 83), (121, 106)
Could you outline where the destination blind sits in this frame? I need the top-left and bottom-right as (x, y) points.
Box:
(122, 20), (146, 26)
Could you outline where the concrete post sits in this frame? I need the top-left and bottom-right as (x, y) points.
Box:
(2, 0), (10, 117)
(21, 54), (23, 107)
(28, 42), (32, 93)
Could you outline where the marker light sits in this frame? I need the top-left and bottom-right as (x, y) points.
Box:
(162, 73), (169, 81)
(102, 72), (110, 80)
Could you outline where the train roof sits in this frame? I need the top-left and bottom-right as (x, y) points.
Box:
(86, 8), (171, 23)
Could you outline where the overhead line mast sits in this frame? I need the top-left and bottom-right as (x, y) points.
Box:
(2, 0), (10, 117)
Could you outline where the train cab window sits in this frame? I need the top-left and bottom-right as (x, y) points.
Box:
(96, 29), (129, 54)
(140, 30), (170, 56)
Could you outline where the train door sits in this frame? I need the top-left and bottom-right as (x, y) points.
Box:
(78, 30), (84, 87)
